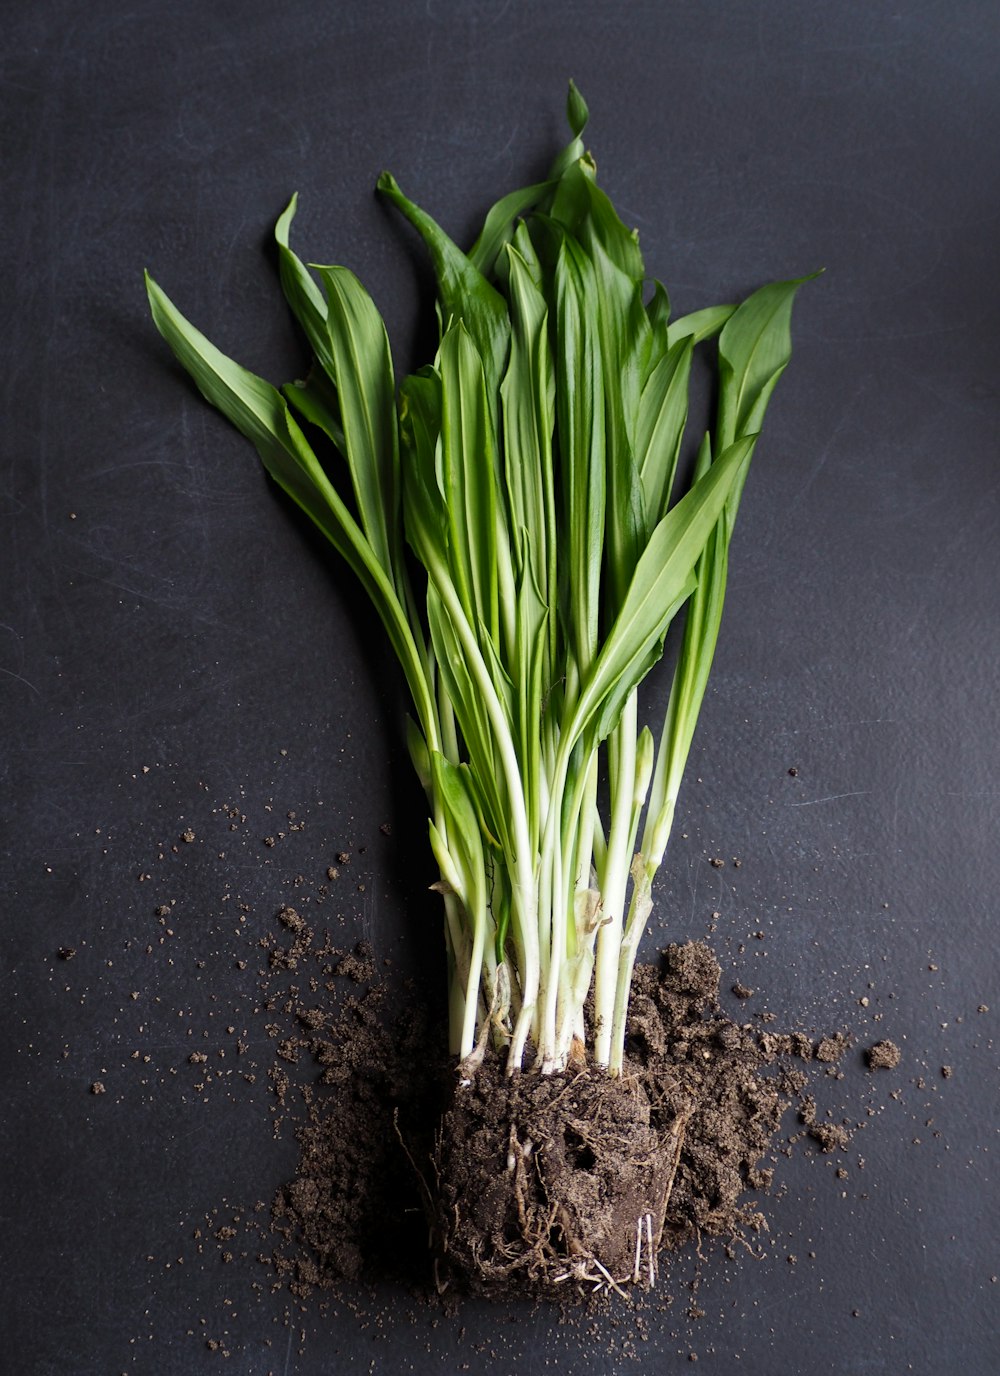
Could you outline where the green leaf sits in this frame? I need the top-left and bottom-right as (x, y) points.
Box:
(566, 79), (589, 138)
(283, 371), (345, 452)
(438, 321), (509, 651)
(570, 434), (756, 750)
(550, 161), (645, 285)
(274, 195), (331, 364)
(717, 273), (819, 450)
(398, 366), (447, 567)
(500, 247), (556, 629)
(376, 172), (511, 399)
(546, 80), (589, 181)
(667, 302), (736, 347)
(313, 265), (401, 585)
(144, 272), (437, 746)
(430, 752), (488, 917)
(426, 583), (509, 855)
(553, 234), (606, 679)
(468, 181), (551, 278)
(644, 434), (728, 861)
(645, 279), (671, 371)
(635, 337), (693, 527)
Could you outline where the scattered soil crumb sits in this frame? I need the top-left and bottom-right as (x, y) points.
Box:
(866, 1040), (901, 1070)
(262, 928), (848, 1303)
(814, 1034), (849, 1063)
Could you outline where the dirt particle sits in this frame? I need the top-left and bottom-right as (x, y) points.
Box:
(815, 1034), (849, 1064)
(90, 1081), (106, 1095)
(866, 1040), (901, 1070)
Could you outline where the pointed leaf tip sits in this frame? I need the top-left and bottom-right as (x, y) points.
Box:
(567, 80), (589, 138)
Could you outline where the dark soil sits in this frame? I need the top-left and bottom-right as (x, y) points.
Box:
(266, 922), (840, 1303)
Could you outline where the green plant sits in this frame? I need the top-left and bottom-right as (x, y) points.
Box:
(147, 84), (813, 1080)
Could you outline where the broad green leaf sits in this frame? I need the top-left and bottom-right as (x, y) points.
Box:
(274, 195), (331, 367)
(636, 337), (693, 527)
(547, 165), (650, 608)
(513, 542), (549, 845)
(550, 160), (645, 286)
(398, 366), (446, 557)
(274, 199), (348, 450)
(644, 434), (729, 861)
(717, 273), (819, 450)
(569, 434), (756, 750)
(430, 752), (488, 917)
(588, 233), (647, 609)
(553, 234), (606, 678)
(646, 278), (671, 358)
(468, 181), (551, 278)
(667, 302), (736, 347)
(377, 172), (511, 399)
(511, 220), (544, 290)
(438, 321), (507, 651)
(426, 583), (509, 855)
(145, 273), (436, 745)
(313, 266), (400, 585)
(283, 371), (345, 452)
(501, 247), (556, 628)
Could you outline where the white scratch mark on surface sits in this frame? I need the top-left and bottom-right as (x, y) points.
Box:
(0, 665), (41, 697)
(787, 790), (872, 808)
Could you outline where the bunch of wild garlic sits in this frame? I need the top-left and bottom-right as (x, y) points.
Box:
(147, 84), (812, 1075)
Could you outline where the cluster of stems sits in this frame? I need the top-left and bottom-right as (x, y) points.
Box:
(146, 85), (812, 1077)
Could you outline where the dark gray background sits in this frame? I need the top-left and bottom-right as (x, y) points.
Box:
(3, 1), (998, 1372)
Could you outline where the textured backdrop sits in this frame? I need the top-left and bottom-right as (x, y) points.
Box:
(3, 2), (998, 1373)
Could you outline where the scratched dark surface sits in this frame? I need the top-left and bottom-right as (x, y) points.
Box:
(2, 2), (999, 1373)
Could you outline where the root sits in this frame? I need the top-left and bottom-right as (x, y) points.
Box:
(434, 1064), (691, 1297)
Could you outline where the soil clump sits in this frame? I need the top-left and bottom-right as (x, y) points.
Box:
(266, 920), (838, 1302)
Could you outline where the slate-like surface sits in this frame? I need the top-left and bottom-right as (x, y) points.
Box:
(2, 3), (998, 1372)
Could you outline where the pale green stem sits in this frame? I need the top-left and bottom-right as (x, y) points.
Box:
(608, 796), (677, 1073)
(427, 567), (539, 1070)
(460, 898), (488, 1061)
(592, 691), (638, 1068)
(553, 749), (599, 1063)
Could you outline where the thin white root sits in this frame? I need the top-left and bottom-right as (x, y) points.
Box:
(592, 1257), (631, 1301)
